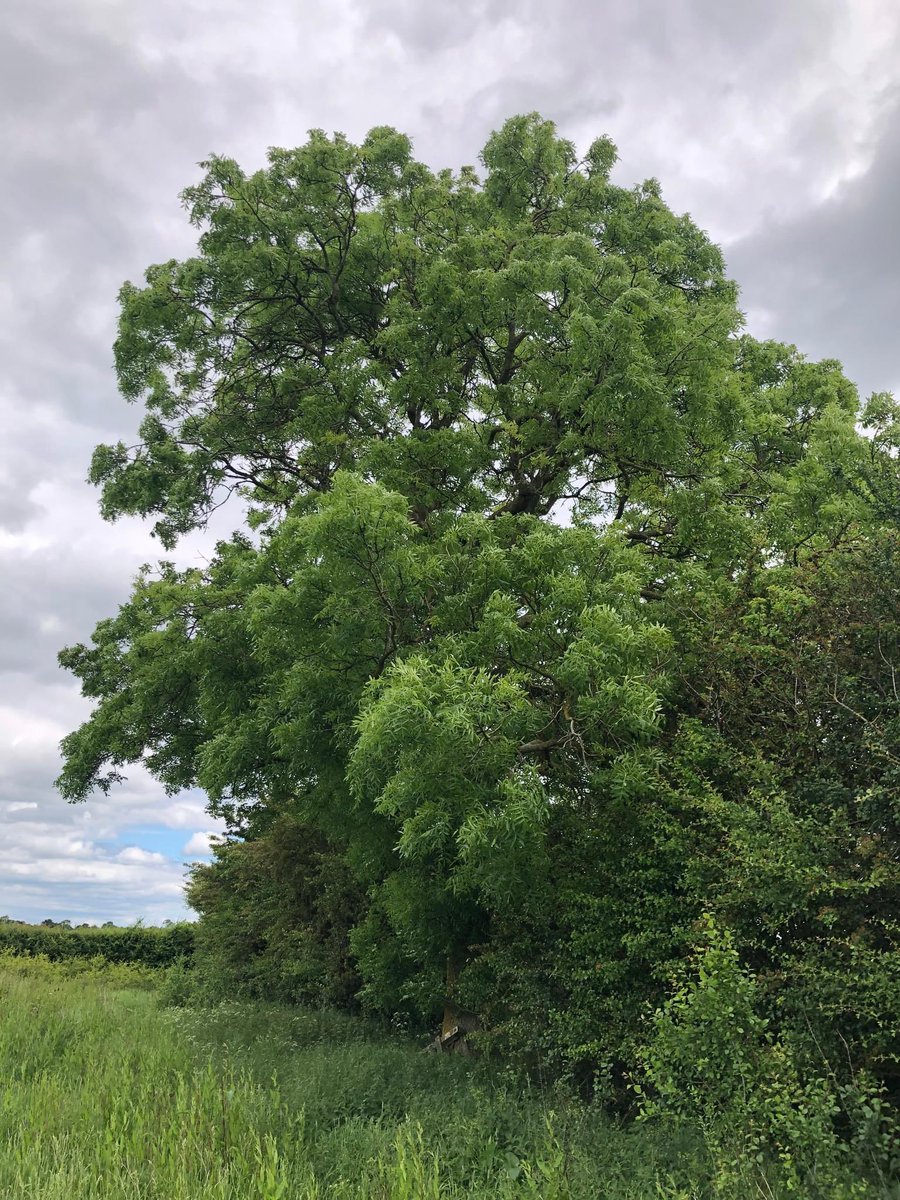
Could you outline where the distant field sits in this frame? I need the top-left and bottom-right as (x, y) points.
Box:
(0, 955), (892, 1199)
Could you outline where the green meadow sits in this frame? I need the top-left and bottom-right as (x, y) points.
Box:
(0, 954), (894, 1200)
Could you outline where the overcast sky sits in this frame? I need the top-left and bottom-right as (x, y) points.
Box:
(2, 0), (899, 924)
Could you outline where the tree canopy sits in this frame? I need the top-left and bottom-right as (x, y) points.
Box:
(58, 116), (899, 1158)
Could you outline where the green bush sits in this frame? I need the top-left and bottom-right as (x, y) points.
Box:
(0, 948), (159, 990)
(637, 917), (896, 1198)
(157, 957), (195, 1006)
(0, 920), (194, 967)
(186, 817), (363, 1010)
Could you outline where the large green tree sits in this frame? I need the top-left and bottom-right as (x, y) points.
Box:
(59, 116), (898, 1108)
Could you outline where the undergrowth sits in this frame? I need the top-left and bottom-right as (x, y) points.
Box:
(0, 954), (894, 1198)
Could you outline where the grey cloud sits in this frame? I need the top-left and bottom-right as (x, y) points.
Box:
(727, 92), (900, 398)
(451, 77), (622, 147)
(0, 480), (43, 533)
(353, 0), (896, 249)
(0, 549), (131, 682)
(362, 0), (832, 61)
(1, 3), (272, 428)
(363, 0), (520, 52)
(2, 0), (898, 922)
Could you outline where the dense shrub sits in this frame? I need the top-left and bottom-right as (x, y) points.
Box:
(186, 817), (363, 1008)
(0, 920), (194, 967)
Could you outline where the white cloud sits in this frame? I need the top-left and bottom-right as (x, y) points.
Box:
(0, 803), (209, 922)
(116, 846), (168, 865)
(182, 831), (219, 858)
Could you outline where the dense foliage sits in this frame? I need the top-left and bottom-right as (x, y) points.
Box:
(0, 919), (194, 966)
(58, 114), (899, 1178)
(3, 957), (894, 1198)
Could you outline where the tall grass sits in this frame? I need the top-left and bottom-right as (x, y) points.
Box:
(0, 954), (891, 1198)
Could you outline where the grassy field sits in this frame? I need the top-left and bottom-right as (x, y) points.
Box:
(0, 954), (891, 1199)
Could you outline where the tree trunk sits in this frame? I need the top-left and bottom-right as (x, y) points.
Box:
(423, 956), (480, 1054)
